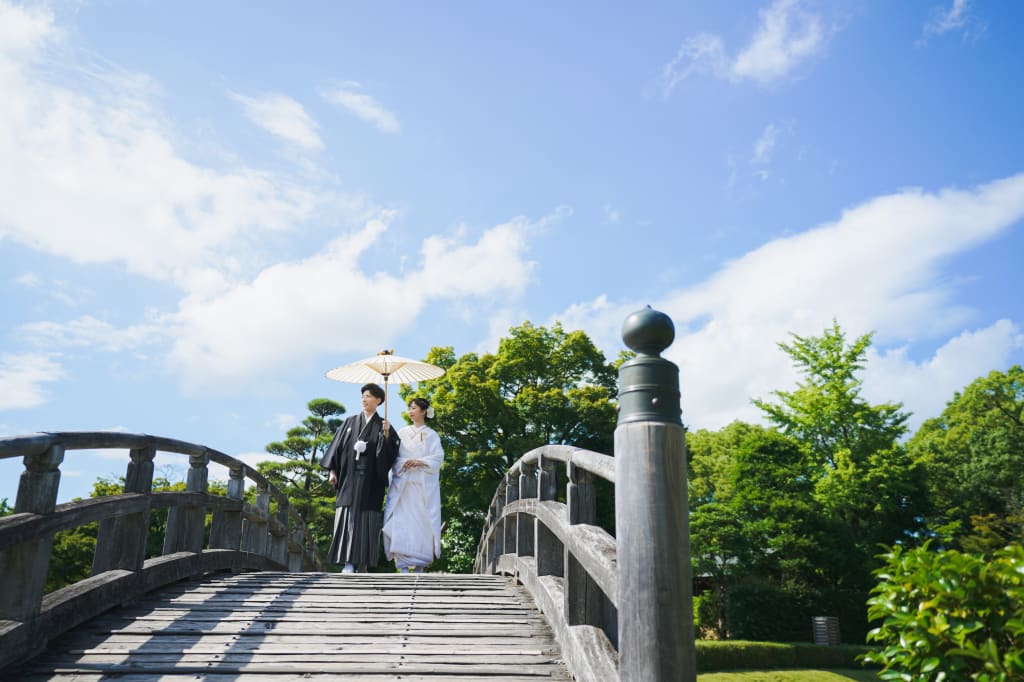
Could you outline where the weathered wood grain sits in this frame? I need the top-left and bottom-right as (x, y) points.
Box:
(13, 573), (572, 680)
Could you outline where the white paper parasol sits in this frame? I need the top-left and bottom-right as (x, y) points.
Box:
(325, 350), (445, 420)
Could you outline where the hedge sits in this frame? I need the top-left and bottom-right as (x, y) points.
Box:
(696, 640), (880, 672)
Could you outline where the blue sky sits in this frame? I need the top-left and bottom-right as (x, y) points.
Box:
(2, 0), (1022, 505)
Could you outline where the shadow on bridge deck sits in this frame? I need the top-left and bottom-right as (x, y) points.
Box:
(12, 571), (570, 681)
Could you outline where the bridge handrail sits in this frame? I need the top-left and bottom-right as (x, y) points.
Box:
(0, 430), (323, 670)
(474, 443), (619, 682)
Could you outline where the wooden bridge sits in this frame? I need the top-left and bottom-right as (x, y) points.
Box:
(0, 308), (694, 680)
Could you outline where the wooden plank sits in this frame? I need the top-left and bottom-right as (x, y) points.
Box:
(16, 671), (573, 675)
(17, 571), (572, 680)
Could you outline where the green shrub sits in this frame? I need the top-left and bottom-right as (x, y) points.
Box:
(864, 542), (1024, 680)
(696, 640), (877, 672)
(725, 581), (814, 642)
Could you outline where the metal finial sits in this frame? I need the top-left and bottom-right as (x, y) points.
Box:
(622, 305), (675, 356)
(617, 307), (681, 426)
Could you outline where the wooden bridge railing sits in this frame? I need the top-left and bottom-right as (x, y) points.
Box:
(475, 306), (697, 682)
(475, 444), (619, 681)
(0, 431), (322, 669)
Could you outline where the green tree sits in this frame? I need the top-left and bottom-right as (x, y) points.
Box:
(908, 365), (1024, 548)
(261, 398), (345, 553)
(753, 322), (928, 551)
(399, 322), (619, 572)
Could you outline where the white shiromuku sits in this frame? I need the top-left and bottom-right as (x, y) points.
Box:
(382, 424), (444, 569)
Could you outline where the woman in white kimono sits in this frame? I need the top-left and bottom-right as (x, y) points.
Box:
(382, 398), (444, 573)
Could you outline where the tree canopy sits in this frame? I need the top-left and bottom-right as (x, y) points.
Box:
(909, 365), (1024, 549)
(399, 321), (619, 571)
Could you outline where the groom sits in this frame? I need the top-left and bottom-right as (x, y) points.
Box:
(320, 382), (399, 572)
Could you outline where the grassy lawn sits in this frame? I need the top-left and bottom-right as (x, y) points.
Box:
(699, 671), (878, 682)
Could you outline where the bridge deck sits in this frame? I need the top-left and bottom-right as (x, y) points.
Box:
(14, 572), (571, 680)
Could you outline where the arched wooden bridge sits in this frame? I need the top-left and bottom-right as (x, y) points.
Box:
(1, 309), (695, 681)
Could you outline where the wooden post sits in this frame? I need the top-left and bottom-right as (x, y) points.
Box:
(615, 307), (695, 682)
(535, 453), (563, 577)
(210, 463), (244, 550)
(492, 485), (505, 572)
(565, 454), (602, 627)
(504, 472), (519, 557)
(163, 449), (209, 555)
(0, 444), (65, 621)
(517, 461), (537, 557)
(288, 528), (305, 572)
(93, 446), (156, 574)
(244, 482), (270, 558)
(270, 504), (289, 566)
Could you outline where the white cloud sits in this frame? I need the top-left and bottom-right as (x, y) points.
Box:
(751, 123), (780, 165)
(661, 0), (833, 93)
(321, 83), (400, 134)
(0, 352), (64, 410)
(0, 3), (318, 291)
(21, 315), (162, 352)
(919, 0), (983, 44)
(165, 212), (542, 390)
(0, 1), (59, 58)
(559, 173), (1024, 431)
(603, 205), (621, 224)
(231, 92), (323, 151)
(864, 319), (1024, 431)
(231, 451), (290, 471)
(14, 272), (39, 288)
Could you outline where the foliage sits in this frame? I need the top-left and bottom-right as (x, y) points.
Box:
(398, 321), (618, 572)
(864, 542), (1024, 681)
(908, 366), (1024, 549)
(0, 497), (11, 515)
(753, 322), (926, 551)
(753, 322), (908, 470)
(260, 398), (345, 554)
(696, 640), (878, 672)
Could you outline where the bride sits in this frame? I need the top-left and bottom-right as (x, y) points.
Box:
(382, 397), (444, 573)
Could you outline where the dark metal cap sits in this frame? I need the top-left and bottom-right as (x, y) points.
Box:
(617, 306), (681, 426)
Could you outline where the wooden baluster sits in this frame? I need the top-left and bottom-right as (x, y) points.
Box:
(163, 449), (209, 555)
(565, 454), (603, 629)
(0, 444), (65, 621)
(210, 463), (244, 550)
(517, 461), (537, 557)
(504, 471), (519, 559)
(93, 446), (155, 574)
(615, 307), (695, 682)
(535, 452), (563, 577)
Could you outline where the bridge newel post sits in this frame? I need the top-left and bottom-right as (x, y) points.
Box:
(270, 502), (289, 566)
(164, 449), (210, 556)
(517, 461), (537, 558)
(491, 481), (506, 573)
(243, 482), (271, 558)
(94, 446), (156, 574)
(210, 463), (245, 550)
(565, 454), (603, 629)
(535, 453), (563, 578)
(614, 307), (695, 682)
(0, 444), (65, 622)
(503, 472), (519, 560)
(287, 527), (305, 572)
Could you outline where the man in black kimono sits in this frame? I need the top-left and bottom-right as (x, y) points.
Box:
(320, 382), (400, 572)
